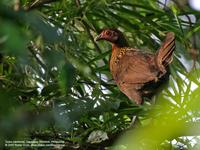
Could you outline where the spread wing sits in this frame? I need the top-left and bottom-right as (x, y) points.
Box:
(115, 49), (158, 84)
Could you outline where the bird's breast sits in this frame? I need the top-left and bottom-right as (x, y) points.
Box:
(109, 47), (127, 81)
(109, 54), (119, 81)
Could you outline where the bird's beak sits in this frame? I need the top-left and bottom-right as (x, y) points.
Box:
(95, 34), (102, 41)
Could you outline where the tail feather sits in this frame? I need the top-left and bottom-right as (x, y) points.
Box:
(156, 32), (175, 72)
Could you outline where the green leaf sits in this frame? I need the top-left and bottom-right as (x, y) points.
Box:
(58, 63), (76, 93)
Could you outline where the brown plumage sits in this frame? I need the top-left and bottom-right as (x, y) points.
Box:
(95, 29), (175, 105)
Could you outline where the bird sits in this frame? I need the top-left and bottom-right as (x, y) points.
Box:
(95, 29), (175, 105)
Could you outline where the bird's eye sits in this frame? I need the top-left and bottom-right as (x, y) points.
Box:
(105, 31), (112, 36)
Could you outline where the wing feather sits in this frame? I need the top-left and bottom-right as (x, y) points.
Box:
(115, 50), (158, 84)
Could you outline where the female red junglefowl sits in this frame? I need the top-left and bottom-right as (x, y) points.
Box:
(96, 29), (175, 105)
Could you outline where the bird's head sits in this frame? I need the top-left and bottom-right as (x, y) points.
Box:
(95, 28), (129, 47)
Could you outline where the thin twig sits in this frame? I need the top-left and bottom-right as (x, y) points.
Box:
(28, 42), (47, 71)
(82, 21), (101, 54)
(28, 42), (55, 78)
(78, 80), (116, 87)
(172, 0), (198, 69)
(24, 0), (59, 11)
(75, 0), (108, 64)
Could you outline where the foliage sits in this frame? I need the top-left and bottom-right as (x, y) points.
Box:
(0, 0), (200, 149)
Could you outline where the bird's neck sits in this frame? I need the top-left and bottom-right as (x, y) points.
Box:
(112, 44), (119, 52)
(111, 44), (127, 64)
(112, 36), (129, 52)
(111, 36), (129, 64)
(112, 44), (128, 53)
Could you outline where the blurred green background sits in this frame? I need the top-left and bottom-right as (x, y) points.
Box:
(0, 0), (200, 149)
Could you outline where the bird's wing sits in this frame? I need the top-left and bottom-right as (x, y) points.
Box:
(115, 49), (158, 84)
(155, 32), (175, 71)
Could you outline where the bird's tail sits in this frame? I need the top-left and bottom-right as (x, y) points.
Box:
(155, 32), (175, 72)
